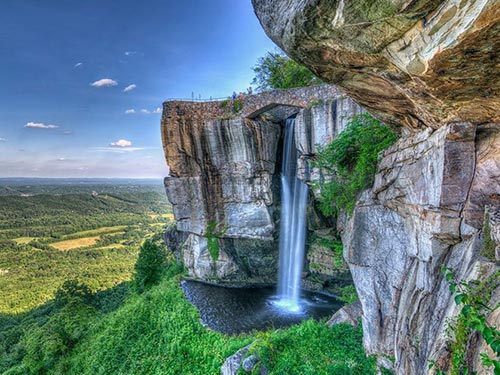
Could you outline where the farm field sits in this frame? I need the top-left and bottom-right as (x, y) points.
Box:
(0, 179), (173, 314)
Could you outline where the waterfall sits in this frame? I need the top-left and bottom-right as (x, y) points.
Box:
(276, 117), (308, 312)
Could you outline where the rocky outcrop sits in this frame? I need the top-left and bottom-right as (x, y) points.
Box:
(162, 85), (363, 285)
(252, 2), (500, 373)
(327, 301), (363, 327)
(252, 0), (500, 130)
(340, 123), (500, 374)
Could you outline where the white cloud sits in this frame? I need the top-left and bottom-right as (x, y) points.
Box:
(0, 137), (6, 142)
(58, 158), (67, 161)
(90, 78), (118, 87)
(123, 84), (137, 92)
(63, 131), (72, 135)
(153, 107), (162, 114)
(90, 146), (144, 153)
(74, 62), (83, 68)
(125, 109), (136, 114)
(140, 109), (150, 114)
(25, 122), (59, 129)
(110, 139), (132, 148)
(124, 51), (137, 56)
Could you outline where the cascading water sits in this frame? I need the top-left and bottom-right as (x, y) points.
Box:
(275, 117), (308, 313)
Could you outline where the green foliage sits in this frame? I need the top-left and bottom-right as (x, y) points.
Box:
(20, 301), (97, 374)
(248, 321), (377, 374)
(233, 98), (244, 112)
(53, 268), (251, 375)
(133, 240), (168, 292)
(0, 184), (172, 314)
(220, 98), (243, 113)
(252, 50), (322, 91)
(312, 235), (344, 268)
(54, 280), (94, 308)
(205, 221), (226, 261)
(314, 114), (398, 216)
(337, 285), (359, 304)
(309, 99), (325, 107)
(431, 267), (500, 374)
(482, 212), (497, 261)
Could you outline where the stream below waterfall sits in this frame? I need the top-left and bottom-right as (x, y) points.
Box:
(181, 280), (343, 334)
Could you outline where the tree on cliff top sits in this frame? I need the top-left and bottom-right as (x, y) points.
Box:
(252, 50), (322, 91)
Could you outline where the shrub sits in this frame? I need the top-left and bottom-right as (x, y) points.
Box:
(133, 240), (167, 292)
(54, 279), (94, 308)
(233, 99), (244, 112)
(430, 268), (500, 374)
(337, 285), (359, 304)
(314, 114), (398, 216)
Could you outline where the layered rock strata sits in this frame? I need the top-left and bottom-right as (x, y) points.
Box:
(252, 0), (500, 130)
(252, 1), (500, 373)
(161, 86), (362, 285)
(340, 122), (500, 373)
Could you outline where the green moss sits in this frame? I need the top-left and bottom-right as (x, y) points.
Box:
(482, 212), (496, 261)
(309, 99), (324, 108)
(205, 221), (226, 261)
(344, 0), (398, 23)
(310, 263), (321, 270)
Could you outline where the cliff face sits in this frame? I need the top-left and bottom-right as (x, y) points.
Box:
(252, 1), (500, 374)
(252, 0), (499, 130)
(161, 86), (362, 287)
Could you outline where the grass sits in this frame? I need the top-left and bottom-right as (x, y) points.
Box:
(248, 321), (377, 375)
(52, 236), (101, 251)
(60, 225), (128, 239)
(1, 262), (377, 375)
(12, 237), (37, 244)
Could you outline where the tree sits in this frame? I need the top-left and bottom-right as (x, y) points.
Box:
(252, 50), (322, 91)
(134, 239), (167, 292)
(54, 279), (94, 308)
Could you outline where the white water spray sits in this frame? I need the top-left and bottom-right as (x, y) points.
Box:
(276, 118), (308, 313)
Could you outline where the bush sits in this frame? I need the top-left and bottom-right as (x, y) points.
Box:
(315, 114), (398, 215)
(133, 240), (167, 292)
(54, 280), (94, 308)
(337, 285), (359, 304)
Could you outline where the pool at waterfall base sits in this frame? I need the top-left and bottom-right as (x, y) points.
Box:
(179, 118), (344, 335)
(181, 280), (343, 334)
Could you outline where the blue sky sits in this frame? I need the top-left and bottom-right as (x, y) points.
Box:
(0, 0), (275, 178)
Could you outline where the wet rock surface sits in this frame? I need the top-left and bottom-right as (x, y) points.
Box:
(162, 86), (363, 285)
